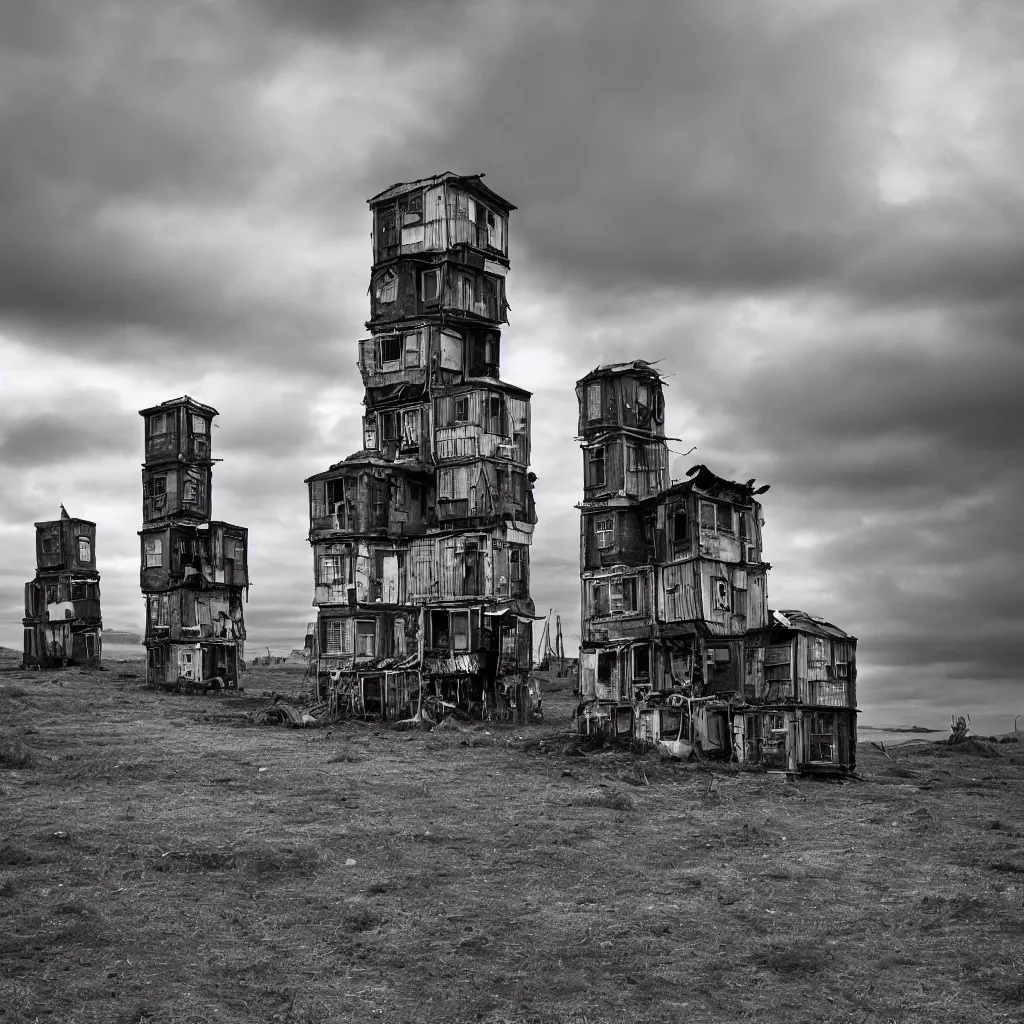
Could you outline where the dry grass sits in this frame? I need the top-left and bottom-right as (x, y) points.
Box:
(0, 651), (1022, 1022)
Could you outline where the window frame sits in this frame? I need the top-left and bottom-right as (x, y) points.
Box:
(594, 515), (614, 549)
(378, 335), (402, 370)
(422, 268), (440, 304)
(144, 536), (163, 568)
(587, 446), (606, 487)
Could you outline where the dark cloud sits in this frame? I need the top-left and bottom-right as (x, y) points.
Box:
(0, 0), (1022, 726)
(0, 396), (134, 468)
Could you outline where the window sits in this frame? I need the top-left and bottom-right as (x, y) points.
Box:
(401, 205), (425, 245)
(712, 577), (731, 611)
(486, 394), (504, 434)
(454, 397), (469, 422)
(40, 533), (58, 555)
(324, 619), (342, 655)
(403, 333), (420, 368)
(509, 546), (523, 581)
(597, 652), (615, 683)
(587, 446), (606, 487)
(375, 268), (398, 303)
(587, 383), (602, 422)
(430, 610), (451, 648)
(732, 586), (748, 617)
(716, 504), (733, 533)
(192, 415), (208, 435)
(451, 611), (470, 651)
(835, 662), (849, 678)
(363, 417), (378, 450)
(460, 275), (475, 309)
(380, 412), (399, 442)
(635, 384), (650, 420)
(145, 476), (167, 497)
(77, 537), (92, 562)
(808, 711), (839, 763)
(153, 594), (170, 628)
(672, 512), (688, 543)
(632, 645), (650, 681)
(148, 412), (169, 436)
(738, 511), (748, 541)
(401, 409), (419, 445)
(592, 582), (610, 616)
(595, 516), (614, 549)
(144, 537), (163, 568)
(379, 335), (402, 369)
(610, 577), (639, 613)
(699, 502), (716, 530)
(183, 480), (197, 503)
(320, 554), (345, 585)
(422, 269), (440, 303)
(356, 621), (376, 657)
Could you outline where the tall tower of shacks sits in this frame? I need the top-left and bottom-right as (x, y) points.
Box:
(306, 173), (538, 722)
(138, 397), (249, 691)
(22, 507), (102, 667)
(575, 361), (858, 775)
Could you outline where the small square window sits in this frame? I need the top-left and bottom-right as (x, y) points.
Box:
(192, 415), (208, 435)
(379, 335), (402, 367)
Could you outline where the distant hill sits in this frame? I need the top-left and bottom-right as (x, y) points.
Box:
(103, 630), (143, 645)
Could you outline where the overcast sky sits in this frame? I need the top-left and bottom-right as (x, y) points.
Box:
(1, 0), (1021, 729)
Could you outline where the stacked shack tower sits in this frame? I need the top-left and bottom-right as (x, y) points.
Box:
(306, 173), (537, 721)
(22, 507), (102, 667)
(575, 361), (858, 775)
(138, 397), (249, 690)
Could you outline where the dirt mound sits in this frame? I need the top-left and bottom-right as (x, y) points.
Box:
(948, 738), (1003, 758)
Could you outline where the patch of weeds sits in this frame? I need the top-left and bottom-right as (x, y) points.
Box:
(247, 845), (320, 877)
(326, 750), (361, 763)
(148, 847), (238, 873)
(1, 684), (28, 698)
(0, 737), (35, 768)
(341, 905), (382, 933)
(570, 788), (635, 811)
(753, 939), (832, 977)
(0, 843), (42, 867)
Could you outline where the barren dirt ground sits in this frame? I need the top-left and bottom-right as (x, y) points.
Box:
(1, 647), (1023, 1024)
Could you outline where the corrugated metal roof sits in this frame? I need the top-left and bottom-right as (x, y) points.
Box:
(367, 172), (517, 211)
(138, 395), (219, 418)
(771, 609), (855, 640)
(576, 360), (665, 386)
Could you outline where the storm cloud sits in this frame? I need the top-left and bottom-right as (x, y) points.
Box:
(1, 0), (1022, 730)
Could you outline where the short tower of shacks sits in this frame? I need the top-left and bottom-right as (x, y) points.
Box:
(138, 397), (249, 690)
(305, 173), (538, 721)
(575, 361), (858, 774)
(22, 507), (102, 667)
